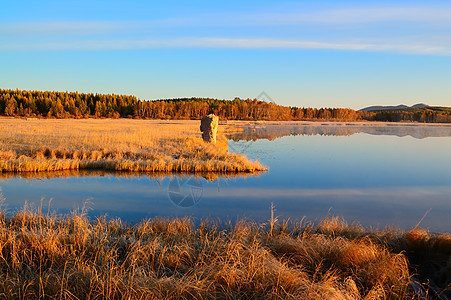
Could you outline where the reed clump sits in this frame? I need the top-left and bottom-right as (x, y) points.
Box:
(0, 118), (265, 173)
(2, 206), (448, 299)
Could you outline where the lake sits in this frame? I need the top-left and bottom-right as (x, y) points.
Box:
(1, 123), (450, 232)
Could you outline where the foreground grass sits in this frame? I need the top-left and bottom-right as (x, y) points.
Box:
(0, 118), (264, 173)
(0, 207), (450, 299)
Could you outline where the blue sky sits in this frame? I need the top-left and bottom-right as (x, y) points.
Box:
(1, 0), (450, 109)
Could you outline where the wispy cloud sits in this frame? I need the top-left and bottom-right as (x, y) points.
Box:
(1, 4), (449, 55)
(2, 37), (450, 56)
(1, 6), (450, 35)
(0, 19), (185, 35)
(0, 21), (120, 35)
(259, 6), (451, 25)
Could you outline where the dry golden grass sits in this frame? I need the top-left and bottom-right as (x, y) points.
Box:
(0, 118), (264, 173)
(0, 204), (440, 299)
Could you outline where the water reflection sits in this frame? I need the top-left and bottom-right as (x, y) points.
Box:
(1, 124), (450, 232)
(167, 176), (203, 208)
(0, 171), (262, 222)
(0, 170), (257, 181)
(227, 123), (451, 141)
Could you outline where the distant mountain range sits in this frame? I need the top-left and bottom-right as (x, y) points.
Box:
(359, 103), (429, 112)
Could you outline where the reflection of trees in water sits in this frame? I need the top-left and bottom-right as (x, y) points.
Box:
(227, 125), (451, 141)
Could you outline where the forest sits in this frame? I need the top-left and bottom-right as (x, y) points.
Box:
(1, 88), (450, 122)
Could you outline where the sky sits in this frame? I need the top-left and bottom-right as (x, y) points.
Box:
(0, 0), (450, 109)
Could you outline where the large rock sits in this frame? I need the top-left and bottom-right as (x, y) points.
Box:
(200, 114), (219, 144)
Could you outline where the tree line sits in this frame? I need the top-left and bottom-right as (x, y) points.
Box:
(360, 109), (451, 123)
(0, 89), (449, 122)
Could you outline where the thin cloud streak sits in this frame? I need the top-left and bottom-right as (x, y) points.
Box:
(0, 21), (121, 35)
(2, 37), (450, 56)
(0, 19), (185, 35)
(1, 5), (448, 56)
(0, 6), (450, 35)
(266, 6), (451, 24)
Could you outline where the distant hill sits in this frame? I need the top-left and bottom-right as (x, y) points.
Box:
(359, 103), (451, 123)
(411, 103), (429, 109)
(360, 103), (429, 112)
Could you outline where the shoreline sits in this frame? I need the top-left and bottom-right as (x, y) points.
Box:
(2, 115), (451, 126)
(221, 119), (451, 127)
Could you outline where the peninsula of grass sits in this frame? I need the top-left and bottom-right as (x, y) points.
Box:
(0, 118), (264, 174)
(0, 207), (450, 299)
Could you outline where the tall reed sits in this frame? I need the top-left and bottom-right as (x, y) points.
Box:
(0, 205), (437, 299)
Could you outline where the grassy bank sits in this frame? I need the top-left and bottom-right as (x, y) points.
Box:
(0, 118), (264, 173)
(0, 207), (449, 299)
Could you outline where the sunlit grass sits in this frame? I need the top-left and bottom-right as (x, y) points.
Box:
(0, 118), (264, 173)
(5, 206), (450, 299)
(0, 205), (436, 299)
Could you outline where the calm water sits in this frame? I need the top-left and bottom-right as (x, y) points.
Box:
(1, 124), (450, 231)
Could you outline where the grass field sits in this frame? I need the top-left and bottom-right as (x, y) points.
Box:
(0, 205), (449, 299)
(0, 118), (264, 173)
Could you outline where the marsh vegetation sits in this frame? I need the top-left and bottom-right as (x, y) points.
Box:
(1, 204), (450, 299)
(0, 119), (264, 173)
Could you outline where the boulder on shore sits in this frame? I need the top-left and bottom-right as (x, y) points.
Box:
(200, 114), (219, 144)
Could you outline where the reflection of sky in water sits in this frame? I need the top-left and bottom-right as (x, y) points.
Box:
(0, 126), (450, 232)
(242, 134), (451, 188)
